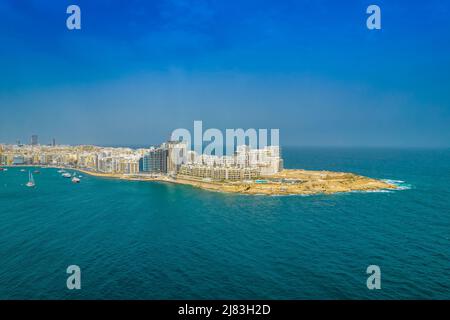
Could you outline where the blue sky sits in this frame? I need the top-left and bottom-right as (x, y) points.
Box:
(0, 0), (449, 147)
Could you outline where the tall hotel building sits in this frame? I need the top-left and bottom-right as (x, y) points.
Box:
(142, 147), (168, 173)
(166, 141), (187, 175)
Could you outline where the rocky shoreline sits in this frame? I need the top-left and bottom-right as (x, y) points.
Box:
(75, 168), (397, 195)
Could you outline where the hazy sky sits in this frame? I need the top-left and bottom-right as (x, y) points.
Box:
(1, 0), (449, 147)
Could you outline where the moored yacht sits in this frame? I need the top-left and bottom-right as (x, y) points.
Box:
(71, 172), (80, 183)
(72, 176), (81, 183)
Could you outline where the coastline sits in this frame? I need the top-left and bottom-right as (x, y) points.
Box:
(2, 165), (398, 195)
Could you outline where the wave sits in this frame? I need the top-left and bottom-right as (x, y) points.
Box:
(347, 189), (394, 194)
(363, 189), (394, 193)
(269, 194), (312, 197)
(382, 179), (412, 190)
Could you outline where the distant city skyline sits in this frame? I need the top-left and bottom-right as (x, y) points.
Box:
(1, 0), (449, 147)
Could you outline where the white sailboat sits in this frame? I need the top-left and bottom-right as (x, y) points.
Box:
(26, 171), (35, 187)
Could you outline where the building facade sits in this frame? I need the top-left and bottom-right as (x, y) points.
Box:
(142, 147), (168, 173)
(166, 141), (187, 175)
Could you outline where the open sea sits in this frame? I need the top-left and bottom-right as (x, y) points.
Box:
(0, 147), (449, 299)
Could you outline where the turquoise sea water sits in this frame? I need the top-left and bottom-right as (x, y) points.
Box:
(0, 147), (449, 299)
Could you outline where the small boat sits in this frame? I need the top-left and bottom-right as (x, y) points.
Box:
(26, 171), (35, 188)
(71, 172), (80, 183)
(0, 168), (4, 171)
(20, 169), (26, 172)
(72, 176), (80, 183)
(33, 170), (40, 174)
(62, 172), (71, 178)
(57, 169), (65, 173)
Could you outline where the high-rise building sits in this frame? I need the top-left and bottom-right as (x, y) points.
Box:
(52, 138), (56, 147)
(31, 135), (38, 146)
(142, 147), (168, 173)
(166, 141), (187, 175)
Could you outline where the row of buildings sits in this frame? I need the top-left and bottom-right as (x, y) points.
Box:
(0, 141), (283, 181)
(0, 145), (145, 175)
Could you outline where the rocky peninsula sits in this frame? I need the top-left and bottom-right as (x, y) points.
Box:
(76, 168), (397, 195)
